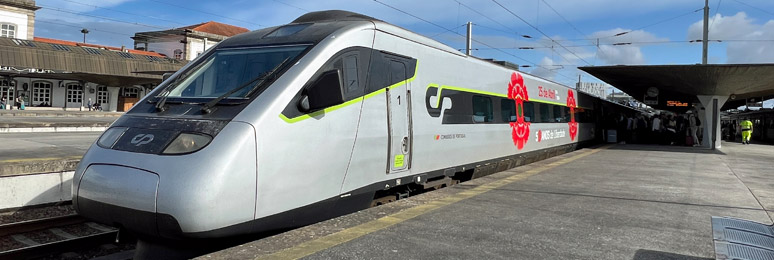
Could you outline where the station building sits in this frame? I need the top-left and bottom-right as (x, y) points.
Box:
(0, 0), (249, 112)
(132, 21), (249, 61)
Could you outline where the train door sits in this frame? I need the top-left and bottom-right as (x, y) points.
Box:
(386, 59), (411, 173)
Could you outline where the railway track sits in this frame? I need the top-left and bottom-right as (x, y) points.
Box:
(0, 214), (85, 237)
(0, 214), (123, 259)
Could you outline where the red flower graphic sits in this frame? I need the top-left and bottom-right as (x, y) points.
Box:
(508, 72), (530, 149)
(508, 72), (529, 101)
(567, 89), (578, 141)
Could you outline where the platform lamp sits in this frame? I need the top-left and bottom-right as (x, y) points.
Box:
(80, 28), (89, 43)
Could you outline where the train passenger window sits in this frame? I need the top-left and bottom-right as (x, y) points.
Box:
(472, 96), (493, 123)
(501, 99), (516, 122)
(524, 102), (534, 122)
(554, 105), (565, 123)
(539, 103), (550, 123)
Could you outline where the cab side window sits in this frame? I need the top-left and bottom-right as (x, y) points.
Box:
(341, 53), (362, 100)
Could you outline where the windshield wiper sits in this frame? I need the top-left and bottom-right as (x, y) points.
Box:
(200, 57), (291, 114)
(154, 75), (186, 112)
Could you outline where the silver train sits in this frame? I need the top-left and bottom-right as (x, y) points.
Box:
(73, 10), (603, 240)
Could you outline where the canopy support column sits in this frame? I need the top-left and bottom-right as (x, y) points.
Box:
(697, 95), (729, 149)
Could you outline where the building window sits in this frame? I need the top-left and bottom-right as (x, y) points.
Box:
(122, 87), (140, 98)
(1, 79), (15, 102)
(66, 84), (83, 103)
(32, 81), (52, 106)
(97, 86), (109, 104)
(174, 49), (183, 60)
(1, 23), (16, 38)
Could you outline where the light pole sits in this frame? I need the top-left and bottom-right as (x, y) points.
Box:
(80, 28), (89, 43)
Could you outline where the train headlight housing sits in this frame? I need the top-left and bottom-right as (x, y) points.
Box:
(162, 133), (212, 154)
(97, 127), (127, 148)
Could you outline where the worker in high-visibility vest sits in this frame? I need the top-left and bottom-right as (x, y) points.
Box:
(740, 118), (753, 145)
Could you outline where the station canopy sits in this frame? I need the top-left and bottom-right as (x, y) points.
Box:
(580, 64), (774, 111)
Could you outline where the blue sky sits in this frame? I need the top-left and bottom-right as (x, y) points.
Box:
(33, 0), (774, 107)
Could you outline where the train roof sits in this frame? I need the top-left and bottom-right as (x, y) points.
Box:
(219, 10), (461, 54)
(219, 10), (574, 90)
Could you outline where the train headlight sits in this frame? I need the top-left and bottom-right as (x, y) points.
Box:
(162, 133), (212, 154)
(97, 127), (127, 148)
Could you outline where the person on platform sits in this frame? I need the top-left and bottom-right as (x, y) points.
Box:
(740, 118), (753, 145)
(688, 110), (700, 147)
(87, 98), (93, 111)
(650, 115), (663, 144)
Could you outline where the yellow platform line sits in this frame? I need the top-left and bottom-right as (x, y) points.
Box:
(258, 145), (610, 260)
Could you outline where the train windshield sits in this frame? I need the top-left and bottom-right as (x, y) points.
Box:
(162, 45), (308, 99)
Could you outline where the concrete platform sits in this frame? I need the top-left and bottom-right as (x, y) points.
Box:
(0, 132), (99, 176)
(0, 109), (123, 117)
(0, 132), (99, 210)
(201, 142), (774, 260)
(0, 110), (120, 133)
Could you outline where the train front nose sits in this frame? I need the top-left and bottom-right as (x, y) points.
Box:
(76, 164), (160, 236)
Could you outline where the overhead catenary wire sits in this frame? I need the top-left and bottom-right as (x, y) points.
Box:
(452, 0), (526, 38)
(429, 24), (468, 38)
(37, 5), (173, 30)
(709, 0), (723, 29)
(36, 19), (134, 37)
(490, 0), (592, 66)
(35, 19), (202, 40)
(58, 0), (188, 26)
(538, 0), (607, 66)
(450, 0), (578, 71)
(371, 0), (576, 82)
(600, 7), (703, 39)
(147, 0), (263, 27)
(451, 0), (575, 65)
(36, 4), (243, 44)
(731, 0), (774, 18)
(273, 0), (310, 13)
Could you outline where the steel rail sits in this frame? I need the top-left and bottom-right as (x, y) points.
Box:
(0, 214), (86, 237)
(0, 230), (118, 259)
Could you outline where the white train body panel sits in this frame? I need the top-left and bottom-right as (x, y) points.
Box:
(73, 11), (602, 240)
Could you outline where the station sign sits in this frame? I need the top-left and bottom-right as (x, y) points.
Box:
(576, 82), (607, 99)
(666, 100), (689, 107)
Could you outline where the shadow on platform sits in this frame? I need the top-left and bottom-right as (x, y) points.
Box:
(607, 144), (726, 155)
(632, 249), (711, 260)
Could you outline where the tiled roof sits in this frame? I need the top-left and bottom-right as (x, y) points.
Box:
(178, 21), (250, 37)
(33, 37), (166, 57)
(0, 37), (184, 79)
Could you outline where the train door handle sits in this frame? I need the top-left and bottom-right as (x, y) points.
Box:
(401, 136), (409, 153)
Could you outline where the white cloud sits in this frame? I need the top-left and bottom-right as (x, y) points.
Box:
(596, 45), (644, 65)
(530, 57), (558, 80)
(584, 28), (666, 65)
(688, 12), (774, 63)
